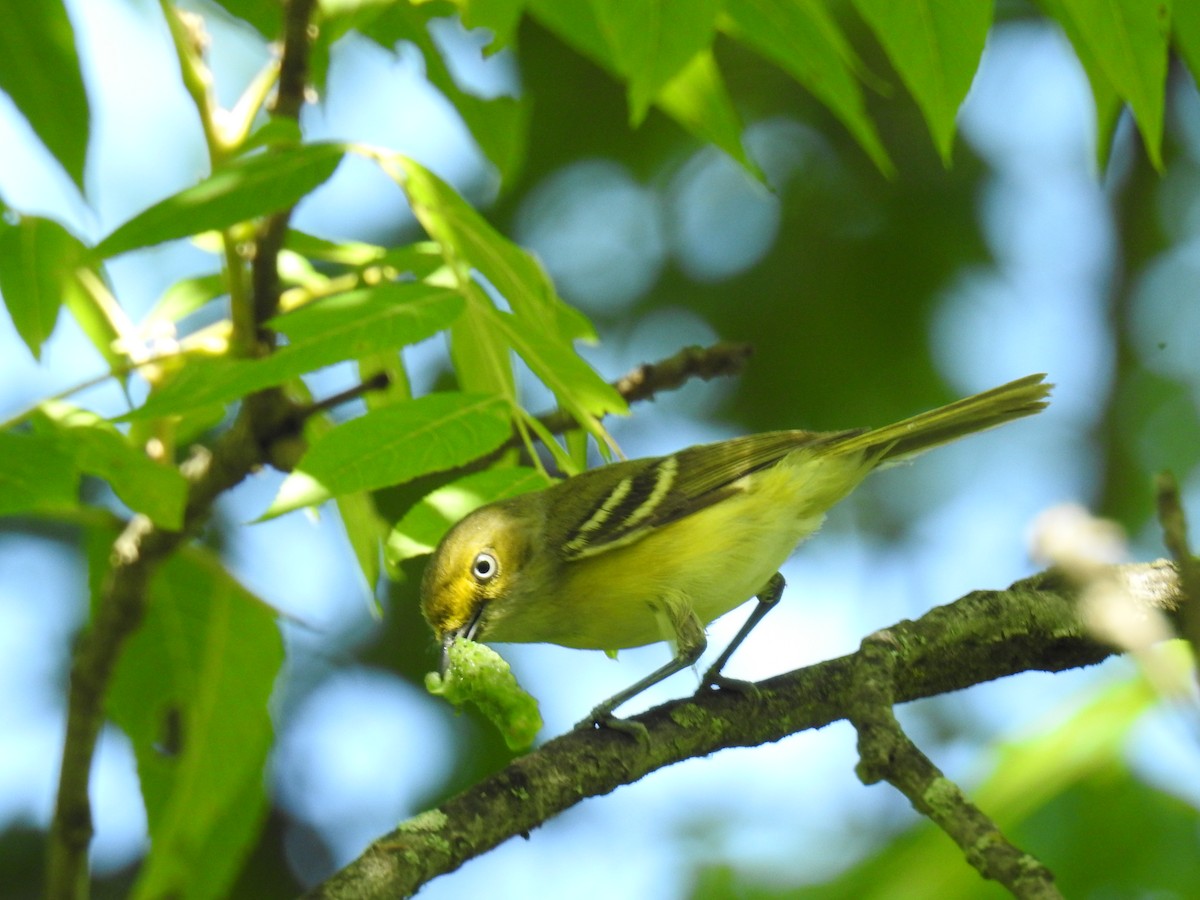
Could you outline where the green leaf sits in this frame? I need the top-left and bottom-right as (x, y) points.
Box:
(1014, 768), (1200, 896)
(143, 273), (227, 328)
(1037, 0), (1124, 169)
(285, 230), (392, 266)
(360, 3), (529, 182)
(655, 50), (761, 178)
(420, 39), (528, 183)
(0, 215), (88, 360)
(281, 403), (390, 599)
(721, 0), (894, 176)
(1176, 1), (1200, 83)
(387, 157), (549, 320)
(491, 307), (622, 438)
(529, 0), (758, 175)
(94, 143), (346, 258)
(446, 280), (517, 401)
(64, 266), (134, 373)
(589, 0), (722, 125)
(0, 432), (78, 515)
(102, 541), (282, 900)
(1053, 0), (1170, 169)
(274, 282), (461, 346)
(237, 115), (304, 155)
(852, 0), (992, 165)
(385, 156), (625, 434)
(285, 231), (445, 277)
(449, 93), (530, 185)
(34, 402), (189, 530)
(528, 0), (610, 60)
(202, 0), (282, 39)
(268, 392), (512, 516)
(385, 466), (550, 570)
(123, 283), (463, 419)
(0, 0), (89, 189)
(453, 0), (527, 50)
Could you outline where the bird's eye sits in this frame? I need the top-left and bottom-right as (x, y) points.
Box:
(471, 551), (498, 582)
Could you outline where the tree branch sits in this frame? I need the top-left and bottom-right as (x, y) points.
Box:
(849, 631), (1062, 898)
(45, 3), (320, 897)
(305, 560), (1183, 900)
(247, 0), (318, 341)
(47, 412), (286, 899)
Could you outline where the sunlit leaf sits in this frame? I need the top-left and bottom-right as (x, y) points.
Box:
(34, 403), (189, 529)
(102, 538), (282, 900)
(1176, 1), (1200, 83)
(448, 285), (518, 399)
(359, 3), (529, 181)
(385, 156), (625, 438)
(852, 0), (991, 165)
(143, 273), (227, 327)
(123, 283), (463, 419)
(0, 432), (78, 515)
(490, 307), (622, 440)
(529, 0), (758, 175)
(721, 0), (894, 175)
(94, 143), (346, 258)
(66, 266), (138, 374)
(389, 154), (544, 303)
(238, 115), (304, 154)
(656, 50), (760, 178)
(1053, 0), (1170, 169)
(0, 0), (89, 189)
(1037, 0), (1124, 169)
(589, 0), (721, 125)
(0, 215), (88, 360)
(267, 392), (512, 516)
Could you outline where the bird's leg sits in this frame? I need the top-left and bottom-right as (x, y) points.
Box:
(577, 605), (707, 738)
(698, 571), (786, 693)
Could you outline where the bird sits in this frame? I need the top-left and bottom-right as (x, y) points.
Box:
(420, 373), (1051, 731)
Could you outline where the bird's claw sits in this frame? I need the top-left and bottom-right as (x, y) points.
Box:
(574, 709), (650, 744)
(698, 671), (761, 698)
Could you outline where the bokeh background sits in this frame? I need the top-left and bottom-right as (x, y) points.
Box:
(2, 0), (1199, 896)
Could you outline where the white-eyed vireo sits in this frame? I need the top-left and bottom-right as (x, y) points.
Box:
(421, 373), (1051, 730)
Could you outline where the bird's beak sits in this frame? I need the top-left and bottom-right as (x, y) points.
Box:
(439, 605), (485, 676)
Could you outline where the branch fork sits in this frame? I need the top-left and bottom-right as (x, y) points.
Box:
(848, 628), (1062, 899)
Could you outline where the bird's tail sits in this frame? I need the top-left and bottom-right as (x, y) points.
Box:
(825, 373), (1052, 464)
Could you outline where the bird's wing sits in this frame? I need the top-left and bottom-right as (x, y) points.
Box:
(553, 429), (862, 561)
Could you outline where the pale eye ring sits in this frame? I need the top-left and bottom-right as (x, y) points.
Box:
(471, 551), (498, 582)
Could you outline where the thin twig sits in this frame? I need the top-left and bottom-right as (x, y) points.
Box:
(612, 340), (754, 404)
(302, 371), (392, 418)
